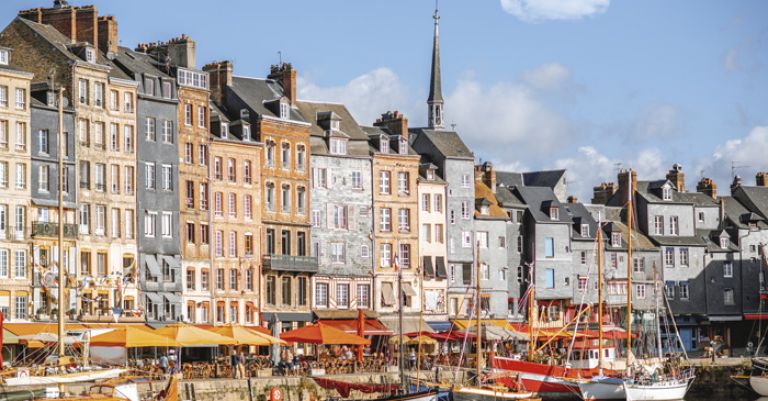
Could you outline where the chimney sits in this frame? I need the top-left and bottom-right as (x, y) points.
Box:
(203, 61), (233, 106)
(166, 34), (196, 68)
(373, 111), (409, 139)
(731, 175), (742, 194)
(591, 182), (616, 205)
(268, 63), (297, 105)
(97, 16), (117, 56)
(696, 177), (717, 199)
(479, 162), (496, 194)
(757, 172), (768, 187)
(567, 195), (578, 204)
(617, 169), (637, 206)
(666, 163), (685, 192)
(20, 3), (98, 49)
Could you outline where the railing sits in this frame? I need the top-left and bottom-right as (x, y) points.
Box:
(32, 222), (78, 239)
(262, 254), (318, 273)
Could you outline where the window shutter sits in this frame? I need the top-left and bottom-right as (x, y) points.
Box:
(462, 263), (472, 285)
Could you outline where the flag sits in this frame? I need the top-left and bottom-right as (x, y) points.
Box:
(392, 251), (399, 272)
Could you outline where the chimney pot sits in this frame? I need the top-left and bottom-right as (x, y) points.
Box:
(756, 172), (768, 187)
(696, 177), (718, 199)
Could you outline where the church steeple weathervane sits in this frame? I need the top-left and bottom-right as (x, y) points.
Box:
(427, 0), (444, 129)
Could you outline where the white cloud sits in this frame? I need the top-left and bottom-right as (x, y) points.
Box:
(696, 126), (768, 190)
(500, 0), (610, 22)
(297, 67), (418, 126)
(632, 104), (680, 139)
(520, 63), (572, 91)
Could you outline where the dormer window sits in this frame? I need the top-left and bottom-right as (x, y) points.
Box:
(242, 124), (251, 141)
(280, 102), (289, 120)
(380, 135), (389, 154)
(427, 169), (435, 180)
(398, 137), (408, 155)
(581, 224), (589, 238)
(0, 49), (9, 66)
(720, 237), (728, 249)
(611, 233), (622, 247)
(549, 207), (559, 220)
(331, 120), (340, 131)
(85, 47), (95, 63)
(662, 186), (672, 201)
(220, 123), (228, 139)
(481, 205), (489, 215)
(329, 137), (347, 156)
(240, 109), (249, 120)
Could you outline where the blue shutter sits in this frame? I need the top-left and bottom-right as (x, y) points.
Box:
(546, 269), (555, 289)
(545, 238), (554, 257)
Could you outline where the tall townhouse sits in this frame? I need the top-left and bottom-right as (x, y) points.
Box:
(205, 103), (262, 325)
(409, 5), (477, 330)
(472, 163), (513, 319)
(141, 36), (211, 323)
(294, 100), (374, 314)
(29, 81), (76, 320)
(417, 162), (448, 328)
(113, 45), (182, 322)
(0, 47), (33, 321)
(364, 112), (422, 332)
(203, 61), (314, 331)
(4, 6), (139, 320)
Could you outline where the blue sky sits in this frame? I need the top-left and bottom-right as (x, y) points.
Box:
(2, 0), (767, 199)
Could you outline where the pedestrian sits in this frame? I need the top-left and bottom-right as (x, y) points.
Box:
(409, 348), (417, 369)
(231, 350), (240, 378)
(168, 349), (177, 374)
(238, 351), (246, 379)
(159, 353), (168, 375)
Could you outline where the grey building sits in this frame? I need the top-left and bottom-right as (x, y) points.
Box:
(30, 84), (77, 316)
(295, 100), (374, 312)
(113, 47), (182, 321)
(495, 176), (528, 320)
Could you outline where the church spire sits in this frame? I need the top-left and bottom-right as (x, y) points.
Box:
(427, 1), (444, 129)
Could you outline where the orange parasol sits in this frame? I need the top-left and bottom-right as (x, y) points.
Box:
(280, 323), (370, 345)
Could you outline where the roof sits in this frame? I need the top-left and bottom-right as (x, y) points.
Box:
(362, 126), (420, 156)
(602, 221), (657, 251)
(474, 179), (509, 220)
(495, 186), (526, 207)
(296, 100), (370, 158)
(409, 128), (474, 159)
(428, 14), (443, 103)
(113, 46), (171, 80)
(229, 75), (305, 122)
(496, 171), (524, 188)
(514, 186), (570, 224)
(522, 169), (566, 189)
(698, 229), (738, 253)
(649, 234), (707, 247)
(566, 202), (598, 241)
(736, 186), (768, 219)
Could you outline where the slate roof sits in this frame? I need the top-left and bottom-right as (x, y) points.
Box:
(113, 46), (171, 80)
(296, 100), (369, 157)
(228, 75), (305, 122)
(736, 186), (768, 219)
(409, 128), (474, 159)
(522, 170), (565, 189)
(602, 221), (658, 251)
(648, 234), (707, 247)
(495, 186), (526, 207)
(566, 202), (598, 241)
(362, 126), (419, 156)
(496, 171), (524, 188)
(514, 186), (570, 224)
(698, 229), (738, 253)
(723, 195), (768, 230)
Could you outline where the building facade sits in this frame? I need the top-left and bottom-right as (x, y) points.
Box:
(417, 163), (448, 325)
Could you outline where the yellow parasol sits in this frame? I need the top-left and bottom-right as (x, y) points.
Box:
(209, 324), (286, 346)
(154, 323), (237, 346)
(90, 325), (181, 347)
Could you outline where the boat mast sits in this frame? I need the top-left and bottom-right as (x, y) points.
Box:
(475, 240), (482, 386)
(397, 240), (405, 392)
(597, 221), (604, 376)
(528, 264), (535, 362)
(57, 85), (65, 359)
(626, 169), (633, 362)
(653, 262), (663, 360)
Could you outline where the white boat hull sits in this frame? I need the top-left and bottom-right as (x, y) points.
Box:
(453, 387), (536, 400)
(751, 376), (768, 396)
(624, 378), (692, 401)
(4, 368), (126, 386)
(576, 376), (625, 400)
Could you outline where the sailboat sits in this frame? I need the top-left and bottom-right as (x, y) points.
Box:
(452, 242), (539, 401)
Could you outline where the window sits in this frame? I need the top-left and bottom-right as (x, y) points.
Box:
(184, 143), (193, 164)
(697, 211), (705, 223)
(664, 247), (674, 267)
(229, 269), (238, 290)
(580, 224), (589, 237)
(635, 284), (646, 299)
(669, 216), (679, 236)
(125, 209), (134, 239)
(379, 171), (391, 194)
(242, 124), (250, 141)
(110, 208), (121, 238)
(580, 251), (587, 265)
(14, 294), (27, 319)
(13, 206), (24, 239)
(229, 231), (237, 256)
(544, 237), (554, 258)
(184, 104), (192, 125)
(399, 243), (410, 268)
(351, 171), (362, 189)
(280, 277), (292, 305)
(200, 223), (209, 244)
(329, 137), (347, 155)
(216, 268), (224, 290)
(78, 79), (89, 104)
(15, 122), (26, 151)
(161, 212), (172, 238)
(0, 50), (6, 66)
(611, 233), (621, 247)
(397, 172), (409, 194)
(123, 125), (134, 153)
(380, 243), (392, 267)
(228, 193), (236, 217)
(197, 106), (206, 128)
(92, 163), (105, 191)
(124, 166), (134, 195)
(186, 269), (195, 290)
(332, 205), (348, 229)
(214, 157), (222, 180)
(435, 224), (444, 243)
(297, 187), (306, 214)
(214, 192), (222, 216)
(109, 90), (118, 110)
(578, 276), (588, 291)
(633, 257), (645, 273)
(398, 208), (410, 232)
(665, 282), (675, 298)
(0, 162), (5, 188)
(161, 165), (172, 191)
(243, 161), (252, 184)
(654, 216), (664, 235)
(477, 231), (488, 248)
(144, 163), (155, 190)
(316, 283), (329, 307)
(265, 141), (275, 166)
(144, 212), (156, 237)
(85, 47), (95, 63)
(109, 123), (119, 151)
(480, 263), (490, 280)
(38, 165), (49, 192)
(545, 269), (555, 289)
(357, 284), (370, 308)
(679, 247), (689, 267)
(184, 179), (194, 207)
(281, 230), (291, 255)
(94, 82), (103, 107)
(679, 281), (689, 300)
(379, 208), (391, 232)
(281, 184), (291, 212)
(421, 194), (430, 212)
(311, 167), (327, 188)
(199, 144), (208, 166)
(296, 145), (306, 171)
(215, 230), (223, 256)
(94, 205), (106, 235)
(549, 207), (559, 220)
(461, 201), (470, 220)
(162, 81), (172, 98)
(422, 224), (431, 243)
(0, 120), (7, 149)
(724, 288), (735, 306)
(200, 270), (210, 291)
(244, 195), (252, 219)
(462, 231), (472, 248)
(186, 222), (195, 244)
(123, 92), (133, 113)
(36, 129), (49, 155)
(15, 163), (25, 189)
(724, 261), (733, 278)
(662, 186), (672, 201)
(0, 249), (7, 277)
(244, 233), (254, 256)
(227, 158), (236, 182)
(379, 135), (389, 153)
(462, 174), (470, 188)
(265, 182), (275, 211)
(162, 120), (173, 143)
(720, 236), (729, 249)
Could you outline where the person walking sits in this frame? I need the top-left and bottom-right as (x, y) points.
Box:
(238, 351), (246, 379)
(159, 353), (168, 376)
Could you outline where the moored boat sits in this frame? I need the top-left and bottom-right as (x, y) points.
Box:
(623, 372), (694, 401)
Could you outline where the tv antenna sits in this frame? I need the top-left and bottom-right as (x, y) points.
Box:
(731, 160), (750, 179)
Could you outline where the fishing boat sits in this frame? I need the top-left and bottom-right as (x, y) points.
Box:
(750, 357), (768, 396)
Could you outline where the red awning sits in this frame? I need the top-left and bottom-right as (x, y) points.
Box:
(745, 313), (768, 321)
(317, 319), (393, 336)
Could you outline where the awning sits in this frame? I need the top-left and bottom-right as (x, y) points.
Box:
(423, 256), (434, 277)
(745, 313), (768, 321)
(427, 321), (452, 332)
(145, 256), (161, 277)
(381, 282), (395, 306)
(402, 282), (417, 297)
(708, 315), (742, 322)
(435, 257), (447, 279)
(261, 312), (313, 322)
(317, 319), (393, 336)
(164, 293), (181, 304)
(314, 310), (379, 319)
(145, 292), (163, 304)
(379, 315), (434, 334)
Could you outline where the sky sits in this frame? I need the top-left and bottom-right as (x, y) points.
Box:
(2, 0), (767, 200)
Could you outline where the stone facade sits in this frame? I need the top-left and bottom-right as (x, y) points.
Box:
(417, 164), (448, 323)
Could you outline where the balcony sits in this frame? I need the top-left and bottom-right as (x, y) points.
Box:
(262, 254), (318, 273)
(31, 222), (78, 239)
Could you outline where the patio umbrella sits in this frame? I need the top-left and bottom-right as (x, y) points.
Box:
(387, 334), (409, 345)
(406, 335), (437, 346)
(154, 323), (236, 346)
(209, 324), (286, 346)
(281, 323), (370, 345)
(90, 326), (181, 347)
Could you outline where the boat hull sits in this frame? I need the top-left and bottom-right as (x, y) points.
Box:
(751, 376), (768, 396)
(624, 379), (692, 401)
(452, 387), (537, 401)
(4, 368), (126, 386)
(576, 376), (625, 400)
(491, 358), (582, 400)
